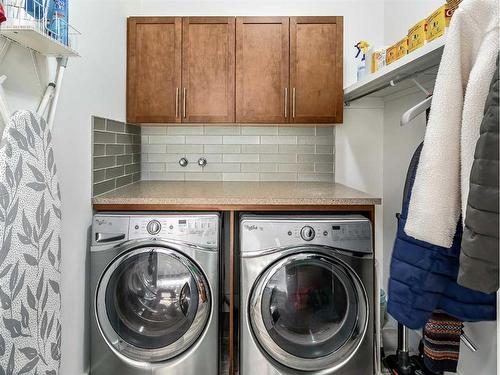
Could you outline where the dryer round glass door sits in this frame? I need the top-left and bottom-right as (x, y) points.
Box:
(249, 252), (368, 372)
(95, 246), (211, 362)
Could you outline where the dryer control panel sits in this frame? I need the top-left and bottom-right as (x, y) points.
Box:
(92, 214), (219, 248)
(240, 215), (372, 254)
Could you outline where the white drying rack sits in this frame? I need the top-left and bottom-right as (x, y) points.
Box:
(0, 0), (80, 133)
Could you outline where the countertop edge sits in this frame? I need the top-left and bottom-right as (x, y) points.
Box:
(92, 197), (382, 206)
(91, 181), (382, 209)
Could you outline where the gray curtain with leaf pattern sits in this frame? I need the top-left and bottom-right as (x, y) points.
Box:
(0, 111), (61, 374)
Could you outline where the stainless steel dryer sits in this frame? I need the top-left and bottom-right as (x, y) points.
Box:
(240, 215), (374, 375)
(90, 213), (219, 375)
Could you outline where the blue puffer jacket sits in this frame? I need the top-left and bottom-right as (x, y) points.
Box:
(387, 143), (496, 329)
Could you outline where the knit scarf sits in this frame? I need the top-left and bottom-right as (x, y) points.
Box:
(423, 312), (463, 373)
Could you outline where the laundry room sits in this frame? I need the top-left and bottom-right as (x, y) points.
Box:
(0, 0), (497, 374)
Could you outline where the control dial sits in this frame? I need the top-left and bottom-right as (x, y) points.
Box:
(147, 220), (161, 235)
(300, 226), (315, 241)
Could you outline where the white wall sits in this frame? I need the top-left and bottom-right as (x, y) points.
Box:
(383, 0), (443, 45)
(335, 96), (384, 282)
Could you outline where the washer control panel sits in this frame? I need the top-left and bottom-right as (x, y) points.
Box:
(92, 214), (219, 248)
(130, 215), (219, 247)
(240, 215), (372, 254)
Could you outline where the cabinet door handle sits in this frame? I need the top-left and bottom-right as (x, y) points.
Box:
(284, 88), (288, 118)
(183, 88), (187, 118)
(175, 88), (179, 118)
(292, 88), (296, 119)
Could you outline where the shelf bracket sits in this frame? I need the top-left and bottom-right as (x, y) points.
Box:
(47, 57), (68, 130)
(30, 50), (44, 91)
(411, 78), (431, 96)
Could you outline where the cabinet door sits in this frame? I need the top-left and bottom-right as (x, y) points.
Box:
(236, 17), (289, 123)
(290, 17), (343, 124)
(182, 17), (235, 123)
(127, 17), (182, 123)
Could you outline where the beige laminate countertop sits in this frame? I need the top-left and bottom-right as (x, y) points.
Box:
(92, 181), (381, 210)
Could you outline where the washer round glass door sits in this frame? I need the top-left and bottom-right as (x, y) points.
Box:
(96, 245), (211, 362)
(249, 252), (368, 372)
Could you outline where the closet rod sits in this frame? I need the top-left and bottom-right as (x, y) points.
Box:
(344, 64), (439, 105)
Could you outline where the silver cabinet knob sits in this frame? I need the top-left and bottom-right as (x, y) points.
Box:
(179, 157), (188, 167)
(198, 157), (207, 167)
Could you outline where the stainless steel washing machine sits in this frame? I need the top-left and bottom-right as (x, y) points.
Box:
(240, 215), (374, 375)
(90, 213), (219, 375)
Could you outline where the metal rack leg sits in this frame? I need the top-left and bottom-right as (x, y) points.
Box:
(47, 57), (68, 130)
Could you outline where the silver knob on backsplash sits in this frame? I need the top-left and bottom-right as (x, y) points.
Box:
(179, 157), (189, 167)
(198, 157), (207, 167)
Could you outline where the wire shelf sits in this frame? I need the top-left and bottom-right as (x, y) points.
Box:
(0, 0), (80, 56)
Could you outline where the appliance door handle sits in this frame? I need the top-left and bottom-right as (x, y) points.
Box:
(95, 233), (126, 243)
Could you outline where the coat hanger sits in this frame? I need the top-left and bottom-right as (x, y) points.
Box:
(401, 78), (433, 127)
(400, 95), (432, 126)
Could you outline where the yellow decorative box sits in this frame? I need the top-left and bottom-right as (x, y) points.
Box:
(386, 45), (398, 65)
(408, 19), (427, 52)
(426, 4), (454, 42)
(395, 37), (408, 60)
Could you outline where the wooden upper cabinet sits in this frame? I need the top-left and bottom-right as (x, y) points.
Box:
(236, 17), (290, 123)
(182, 17), (235, 123)
(290, 17), (343, 123)
(127, 17), (182, 123)
(126, 16), (343, 125)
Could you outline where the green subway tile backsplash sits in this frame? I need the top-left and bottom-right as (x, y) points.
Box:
(105, 144), (125, 155)
(94, 119), (335, 187)
(105, 166), (125, 179)
(93, 144), (105, 156)
(92, 116), (141, 196)
(93, 117), (106, 131)
(93, 169), (106, 183)
(141, 125), (335, 182)
(94, 156), (116, 169)
(106, 120), (125, 133)
(93, 179), (116, 196)
(116, 155), (133, 165)
(94, 131), (116, 144)
(116, 174), (133, 188)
